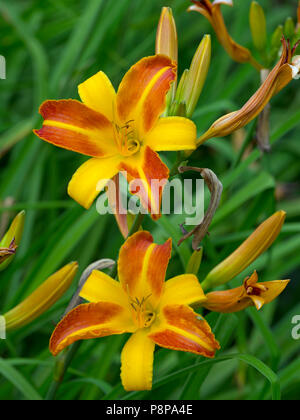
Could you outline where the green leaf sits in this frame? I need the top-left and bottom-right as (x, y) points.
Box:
(0, 357), (42, 400)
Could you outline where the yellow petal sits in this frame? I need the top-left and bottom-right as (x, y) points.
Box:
(160, 274), (207, 307)
(68, 156), (121, 209)
(249, 295), (265, 311)
(78, 71), (116, 121)
(259, 279), (290, 306)
(145, 117), (196, 151)
(4, 262), (78, 331)
(80, 270), (129, 309)
(121, 329), (155, 391)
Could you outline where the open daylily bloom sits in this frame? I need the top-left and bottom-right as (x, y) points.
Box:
(197, 39), (300, 145)
(201, 210), (286, 291)
(34, 55), (197, 219)
(49, 231), (219, 391)
(189, 0), (262, 70)
(203, 271), (290, 313)
(0, 210), (25, 271)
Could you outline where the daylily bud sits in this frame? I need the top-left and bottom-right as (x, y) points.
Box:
(156, 7), (178, 104)
(156, 7), (178, 64)
(284, 17), (295, 40)
(249, 1), (267, 53)
(186, 248), (203, 275)
(170, 69), (189, 116)
(201, 211), (285, 290)
(189, 0), (262, 70)
(297, 1), (300, 31)
(175, 69), (189, 102)
(181, 35), (211, 117)
(196, 38), (300, 145)
(0, 210), (25, 271)
(3, 262), (78, 330)
(271, 26), (284, 50)
(202, 271), (290, 313)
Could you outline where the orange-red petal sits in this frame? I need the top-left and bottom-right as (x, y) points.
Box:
(116, 55), (177, 136)
(118, 231), (172, 308)
(121, 146), (169, 219)
(34, 100), (117, 158)
(49, 302), (134, 356)
(149, 304), (220, 358)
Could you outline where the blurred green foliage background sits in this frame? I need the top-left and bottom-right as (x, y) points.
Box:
(0, 0), (299, 400)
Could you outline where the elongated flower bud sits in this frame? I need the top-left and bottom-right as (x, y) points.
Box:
(201, 211), (286, 290)
(197, 38), (300, 145)
(186, 248), (203, 275)
(189, 0), (262, 70)
(181, 35), (211, 117)
(3, 262), (78, 330)
(271, 26), (284, 50)
(156, 7), (178, 104)
(249, 2), (267, 53)
(270, 25), (284, 63)
(156, 7), (178, 63)
(284, 17), (295, 40)
(0, 211), (25, 271)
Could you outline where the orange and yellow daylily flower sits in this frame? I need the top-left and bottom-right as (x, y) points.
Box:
(49, 231), (219, 391)
(203, 271), (290, 313)
(34, 55), (197, 219)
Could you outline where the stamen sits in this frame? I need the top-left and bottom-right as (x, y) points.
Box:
(129, 294), (155, 328)
(113, 119), (140, 156)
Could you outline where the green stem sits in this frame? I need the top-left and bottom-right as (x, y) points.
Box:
(232, 120), (257, 169)
(169, 151), (184, 177)
(45, 341), (81, 400)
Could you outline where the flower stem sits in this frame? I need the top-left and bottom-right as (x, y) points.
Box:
(45, 341), (81, 400)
